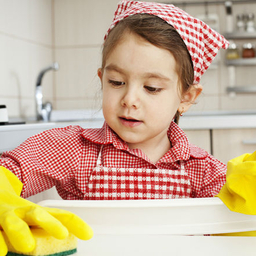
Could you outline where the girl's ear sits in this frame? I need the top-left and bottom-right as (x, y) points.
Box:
(97, 68), (103, 80)
(178, 84), (203, 114)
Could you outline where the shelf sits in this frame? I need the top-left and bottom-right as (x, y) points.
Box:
(225, 31), (256, 39)
(225, 58), (256, 66)
(225, 31), (256, 92)
(227, 85), (256, 94)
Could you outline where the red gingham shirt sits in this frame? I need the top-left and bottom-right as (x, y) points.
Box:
(0, 121), (226, 199)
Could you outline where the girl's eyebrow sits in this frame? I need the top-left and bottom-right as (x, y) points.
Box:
(105, 64), (172, 82)
(104, 64), (124, 74)
(143, 72), (172, 82)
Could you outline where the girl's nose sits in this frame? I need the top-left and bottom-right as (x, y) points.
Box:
(121, 86), (140, 109)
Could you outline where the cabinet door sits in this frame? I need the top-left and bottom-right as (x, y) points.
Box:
(184, 129), (211, 154)
(213, 129), (256, 164)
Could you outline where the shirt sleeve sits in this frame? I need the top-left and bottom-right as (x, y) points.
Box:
(186, 145), (227, 198)
(0, 125), (84, 199)
(198, 154), (227, 197)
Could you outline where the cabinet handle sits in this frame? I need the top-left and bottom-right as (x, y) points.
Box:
(242, 140), (256, 145)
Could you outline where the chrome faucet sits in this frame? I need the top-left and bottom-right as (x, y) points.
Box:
(35, 62), (59, 121)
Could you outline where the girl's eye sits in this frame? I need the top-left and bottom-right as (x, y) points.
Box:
(144, 86), (162, 93)
(108, 80), (125, 87)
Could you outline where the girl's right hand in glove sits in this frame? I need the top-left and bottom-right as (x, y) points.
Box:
(0, 166), (93, 256)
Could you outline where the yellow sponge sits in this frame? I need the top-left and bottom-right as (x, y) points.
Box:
(4, 228), (77, 256)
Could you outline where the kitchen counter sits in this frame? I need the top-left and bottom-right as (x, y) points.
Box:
(3, 112), (256, 130)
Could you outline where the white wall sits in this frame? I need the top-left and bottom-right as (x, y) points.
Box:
(2, 0), (256, 119)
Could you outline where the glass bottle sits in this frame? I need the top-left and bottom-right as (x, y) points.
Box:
(242, 43), (255, 58)
(226, 43), (240, 59)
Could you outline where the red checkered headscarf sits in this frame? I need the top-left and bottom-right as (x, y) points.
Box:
(105, 0), (229, 84)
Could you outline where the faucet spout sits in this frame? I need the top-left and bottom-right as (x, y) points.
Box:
(35, 62), (59, 122)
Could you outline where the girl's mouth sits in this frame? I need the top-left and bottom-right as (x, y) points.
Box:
(119, 117), (142, 127)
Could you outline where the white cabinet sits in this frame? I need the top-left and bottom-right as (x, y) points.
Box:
(0, 120), (104, 153)
(184, 129), (211, 154)
(212, 128), (256, 164)
(185, 128), (256, 165)
(0, 123), (54, 153)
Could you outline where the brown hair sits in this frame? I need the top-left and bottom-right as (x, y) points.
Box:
(102, 14), (194, 123)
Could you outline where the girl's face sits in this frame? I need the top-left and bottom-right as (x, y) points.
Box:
(99, 32), (184, 153)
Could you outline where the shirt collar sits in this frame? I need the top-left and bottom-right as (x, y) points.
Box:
(162, 121), (208, 163)
(81, 121), (129, 151)
(160, 121), (191, 163)
(81, 121), (206, 163)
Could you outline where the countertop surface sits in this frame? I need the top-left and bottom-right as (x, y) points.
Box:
(2, 113), (256, 131)
(179, 113), (256, 130)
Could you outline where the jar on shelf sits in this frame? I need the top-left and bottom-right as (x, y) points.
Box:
(242, 43), (255, 58)
(226, 43), (240, 59)
(246, 13), (255, 32)
(236, 14), (246, 32)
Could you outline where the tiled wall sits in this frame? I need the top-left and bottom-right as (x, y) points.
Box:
(0, 0), (54, 118)
(2, 0), (256, 119)
(53, 0), (119, 111)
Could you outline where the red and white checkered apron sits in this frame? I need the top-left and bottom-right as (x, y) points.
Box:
(86, 146), (191, 200)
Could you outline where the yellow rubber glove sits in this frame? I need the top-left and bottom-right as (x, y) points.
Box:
(214, 151), (256, 236)
(0, 166), (93, 256)
(217, 151), (256, 215)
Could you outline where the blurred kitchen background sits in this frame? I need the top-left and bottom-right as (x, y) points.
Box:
(2, 0), (256, 203)
(1, 0), (256, 120)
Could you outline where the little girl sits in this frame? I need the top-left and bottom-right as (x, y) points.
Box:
(1, 0), (228, 200)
